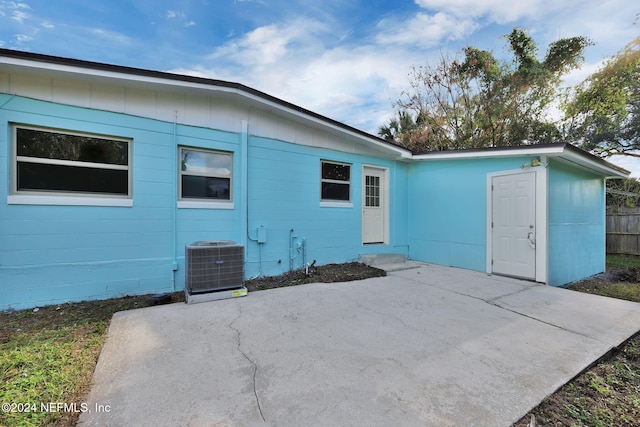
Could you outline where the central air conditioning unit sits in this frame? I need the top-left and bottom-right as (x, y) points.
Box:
(185, 240), (247, 304)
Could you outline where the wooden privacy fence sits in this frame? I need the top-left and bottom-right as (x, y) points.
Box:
(606, 207), (640, 255)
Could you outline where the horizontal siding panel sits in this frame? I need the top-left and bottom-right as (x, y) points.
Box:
(2, 259), (174, 309)
(2, 244), (173, 266)
(0, 219), (171, 236)
(3, 230), (171, 250)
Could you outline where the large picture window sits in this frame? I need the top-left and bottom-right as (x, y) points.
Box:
(13, 125), (131, 197)
(321, 160), (351, 202)
(180, 147), (232, 201)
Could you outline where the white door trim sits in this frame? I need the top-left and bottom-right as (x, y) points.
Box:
(486, 164), (547, 283)
(362, 165), (389, 245)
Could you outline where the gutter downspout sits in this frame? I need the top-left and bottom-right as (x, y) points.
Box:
(241, 120), (249, 270)
(171, 111), (179, 291)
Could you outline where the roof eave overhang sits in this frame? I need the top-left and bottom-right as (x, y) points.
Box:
(557, 145), (629, 178)
(412, 143), (629, 178)
(0, 52), (412, 160)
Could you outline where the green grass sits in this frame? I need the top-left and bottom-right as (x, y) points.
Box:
(606, 254), (640, 270)
(0, 294), (183, 426)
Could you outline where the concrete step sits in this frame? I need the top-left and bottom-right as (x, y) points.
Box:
(359, 253), (406, 266)
(359, 253), (426, 272)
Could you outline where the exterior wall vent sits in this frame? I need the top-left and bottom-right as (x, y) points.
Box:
(185, 241), (246, 302)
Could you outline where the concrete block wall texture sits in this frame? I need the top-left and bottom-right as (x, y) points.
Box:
(0, 95), (410, 309)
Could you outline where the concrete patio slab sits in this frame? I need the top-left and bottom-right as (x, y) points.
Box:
(79, 265), (640, 427)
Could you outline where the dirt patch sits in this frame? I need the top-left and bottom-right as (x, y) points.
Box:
(565, 268), (640, 303)
(245, 262), (386, 292)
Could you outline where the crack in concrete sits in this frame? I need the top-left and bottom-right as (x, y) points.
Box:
(487, 299), (605, 343)
(229, 303), (266, 423)
(396, 272), (606, 344)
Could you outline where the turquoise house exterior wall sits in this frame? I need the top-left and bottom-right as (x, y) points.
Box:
(547, 159), (606, 286)
(0, 49), (626, 310)
(409, 155), (609, 287)
(241, 136), (410, 279)
(1, 94), (410, 309)
(408, 156), (534, 273)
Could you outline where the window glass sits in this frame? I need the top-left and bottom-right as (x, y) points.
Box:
(180, 148), (232, 201)
(17, 163), (128, 194)
(17, 128), (128, 165)
(13, 125), (131, 197)
(365, 175), (380, 207)
(321, 161), (351, 202)
(322, 162), (350, 181)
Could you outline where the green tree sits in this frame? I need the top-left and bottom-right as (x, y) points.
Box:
(564, 36), (640, 157)
(379, 28), (591, 152)
(607, 177), (640, 208)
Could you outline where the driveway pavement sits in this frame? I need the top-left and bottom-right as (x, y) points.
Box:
(79, 264), (640, 426)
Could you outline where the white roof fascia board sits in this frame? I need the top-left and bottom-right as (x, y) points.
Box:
(412, 145), (566, 160)
(1, 55), (412, 160)
(412, 144), (629, 177)
(557, 149), (629, 178)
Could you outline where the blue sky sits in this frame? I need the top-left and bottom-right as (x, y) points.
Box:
(1, 0), (639, 173)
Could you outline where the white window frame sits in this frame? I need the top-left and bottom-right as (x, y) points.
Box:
(8, 124), (133, 207)
(177, 146), (234, 210)
(320, 160), (353, 208)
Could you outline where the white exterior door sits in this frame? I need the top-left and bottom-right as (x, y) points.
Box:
(362, 167), (387, 244)
(491, 171), (536, 279)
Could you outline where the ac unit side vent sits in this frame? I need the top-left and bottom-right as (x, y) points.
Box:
(186, 241), (244, 294)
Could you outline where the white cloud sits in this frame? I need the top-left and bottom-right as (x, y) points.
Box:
(40, 21), (54, 29)
(210, 18), (330, 70)
(544, 1), (637, 59)
(166, 10), (183, 19)
(14, 33), (32, 42)
(186, 16), (422, 132)
(174, 11), (466, 132)
(376, 11), (479, 47)
(171, 1), (638, 136)
(90, 28), (132, 45)
(166, 9), (196, 27)
(9, 2), (30, 8)
(10, 9), (28, 23)
(414, 0), (549, 22)
(0, 1), (29, 20)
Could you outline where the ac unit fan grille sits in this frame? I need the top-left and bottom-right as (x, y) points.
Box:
(186, 241), (244, 294)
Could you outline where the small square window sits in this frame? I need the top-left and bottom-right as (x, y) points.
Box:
(179, 147), (232, 201)
(321, 160), (351, 202)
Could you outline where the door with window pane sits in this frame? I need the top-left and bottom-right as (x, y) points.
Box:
(362, 166), (386, 244)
